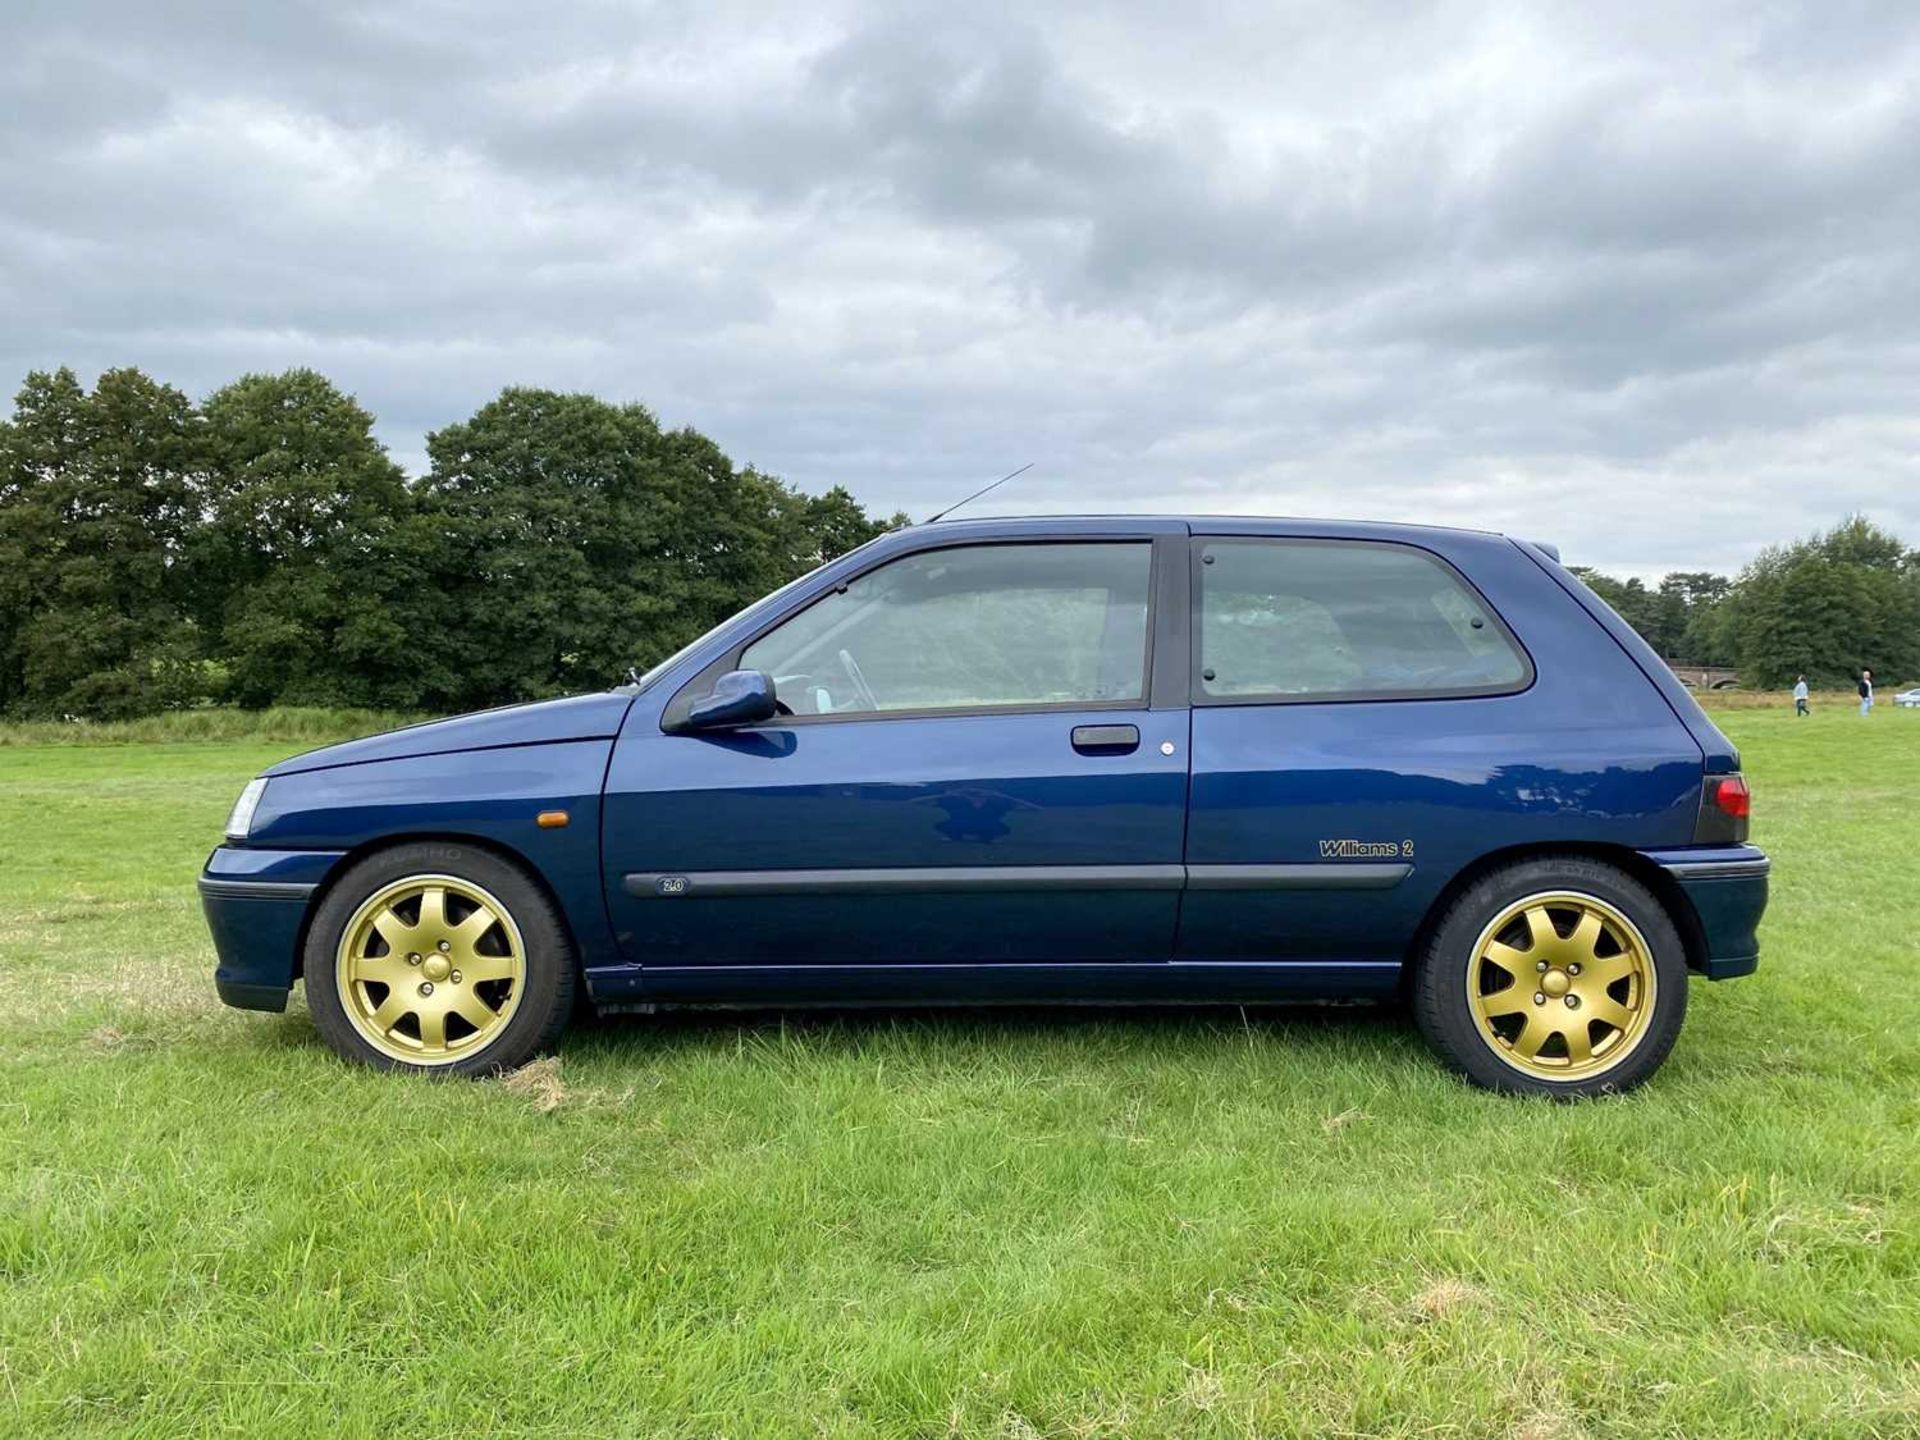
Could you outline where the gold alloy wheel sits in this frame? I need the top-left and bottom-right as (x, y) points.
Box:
(335, 874), (526, 1066)
(1466, 890), (1656, 1080)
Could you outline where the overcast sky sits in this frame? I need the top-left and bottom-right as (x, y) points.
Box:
(4, 1), (1918, 575)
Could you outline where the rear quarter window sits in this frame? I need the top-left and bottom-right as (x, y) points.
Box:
(1196, 538), (1532, 702)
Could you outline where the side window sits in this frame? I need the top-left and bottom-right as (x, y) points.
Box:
(1196, 540), (1529, 701)
(741, 542), (1152, 717)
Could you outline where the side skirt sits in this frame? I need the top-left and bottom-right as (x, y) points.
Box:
(587, 960), (1402, 1008)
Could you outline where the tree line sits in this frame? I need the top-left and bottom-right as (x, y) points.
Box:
(0, 367), (905, 719)
(2, 365), (1915, 720)
(1572, 514), (1920, 688)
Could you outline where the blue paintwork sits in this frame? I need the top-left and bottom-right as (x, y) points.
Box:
(204, 885), (309, 1012)
(202, 513), (1767, 1016)
(1517, 540), (1742, 774)
(249, 740), (621, 978)
(602, 705), (1189, 967)
(1674, 878), (1767, 979)
(203, 846), (343, 886)
(632, 960), (1403, 1006)
(1639, 844), (1770, 978)
(686, 669), (778, 729)
(263, 691), (633, 777)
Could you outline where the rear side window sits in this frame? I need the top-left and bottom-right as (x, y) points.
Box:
(741, 541), (1152, 717)
(1196, 539), (1530, 702)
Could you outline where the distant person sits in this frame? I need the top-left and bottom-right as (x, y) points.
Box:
(1859, 668), (1874, 716)
(1793, 675), (1809, 716)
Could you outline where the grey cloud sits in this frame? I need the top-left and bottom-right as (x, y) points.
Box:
(2, 0), (1919, 574)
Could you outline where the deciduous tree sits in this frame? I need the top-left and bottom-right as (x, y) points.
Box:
(193, 370), (422, 708)
(1719, 517), (1920, 687)
(413, 389), (900, 712)
(0, 368), (203, 718)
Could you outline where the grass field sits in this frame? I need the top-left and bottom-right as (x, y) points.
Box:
(1, 703), (1915, 1438)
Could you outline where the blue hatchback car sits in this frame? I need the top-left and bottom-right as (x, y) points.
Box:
(203, 516), (1767, 1096)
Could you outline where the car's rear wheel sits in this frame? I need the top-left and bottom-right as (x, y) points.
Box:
(304, 842), (574, 1075)
(1412, 857), (1687, 1097)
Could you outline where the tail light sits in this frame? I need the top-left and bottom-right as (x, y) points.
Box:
(1695, 773), (1751, 843)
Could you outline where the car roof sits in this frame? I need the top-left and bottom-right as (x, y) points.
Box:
(910, 512), (1521, 549)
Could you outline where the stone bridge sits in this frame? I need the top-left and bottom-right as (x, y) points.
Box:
(1666, 664), (1740, 689)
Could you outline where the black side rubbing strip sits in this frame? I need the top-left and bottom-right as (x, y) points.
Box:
(626, 866), (1186, 898)
(624, 862), (1411, 898)
(1661, 858), (1771, 881)
(197, 878), (318, 903)
(1185, 863), (1411, 891)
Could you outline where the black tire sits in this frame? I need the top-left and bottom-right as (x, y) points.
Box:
(1411, 856), (1688, 1098)
(304, 841), (575, 1076)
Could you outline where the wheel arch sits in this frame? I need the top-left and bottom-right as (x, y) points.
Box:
(292, 831), (586, 984)
(1404, 842), (1710, 984)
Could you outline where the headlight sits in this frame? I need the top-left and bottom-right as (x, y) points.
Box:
(225, 778), (269, 840)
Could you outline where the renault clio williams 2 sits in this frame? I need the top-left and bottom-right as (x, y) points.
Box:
(202, 517), (1767, 1097)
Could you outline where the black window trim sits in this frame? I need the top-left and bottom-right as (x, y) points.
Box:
(662, 532), (1187, 732)
(1189, 535), (1537, 708)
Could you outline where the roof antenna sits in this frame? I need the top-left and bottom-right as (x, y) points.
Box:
(923, 462), (1033, 524)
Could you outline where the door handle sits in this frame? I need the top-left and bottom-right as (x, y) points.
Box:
(1071, 723), (1140, 754)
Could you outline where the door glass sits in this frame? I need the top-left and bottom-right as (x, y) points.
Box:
(741, 542), (1152, 716)
(1197, 540), (1529, 700)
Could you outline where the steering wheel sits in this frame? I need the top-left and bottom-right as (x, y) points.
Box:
(838, 648), (879, 711)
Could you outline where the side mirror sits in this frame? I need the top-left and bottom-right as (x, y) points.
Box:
(685, 669), (778, 730)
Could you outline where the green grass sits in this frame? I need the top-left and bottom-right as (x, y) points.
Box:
(0, 708), (1915, 1438)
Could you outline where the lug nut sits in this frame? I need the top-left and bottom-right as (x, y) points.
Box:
(1536, 960), (1549, 972)
(438, 940), (451, 952)
(418, 982), (434, 997)
(450, 970), (462, 984)
(407, 953), (422, 965)
(1533, 993), (1546, 1005)
(1568, 963), (1582, 976)
(1564, 995), (1580, 1009)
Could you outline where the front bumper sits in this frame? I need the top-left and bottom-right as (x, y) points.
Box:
(1641, 844), (1770, 980)
(200, 847), (343, 1012)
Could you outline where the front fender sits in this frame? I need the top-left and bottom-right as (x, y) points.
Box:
(240, 740), (620, 975)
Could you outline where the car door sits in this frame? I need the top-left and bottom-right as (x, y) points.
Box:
(601, 528), (1192, 985)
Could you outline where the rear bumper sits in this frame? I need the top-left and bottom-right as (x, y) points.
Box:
(1640, 845), (1770, 980)
(200, 847), (342, 1012)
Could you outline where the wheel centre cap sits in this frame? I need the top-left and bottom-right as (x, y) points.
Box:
(422, 954), (452, 982)
(1541, 969), (1571, 998)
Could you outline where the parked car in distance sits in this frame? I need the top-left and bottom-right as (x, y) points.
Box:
(202, 516), (1768, 1097)
(1894, 688), (1920, 709)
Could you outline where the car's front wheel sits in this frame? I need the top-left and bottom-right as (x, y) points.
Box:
(304, 842), (575, 1075)
(1412, 857), (1688, 1097)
